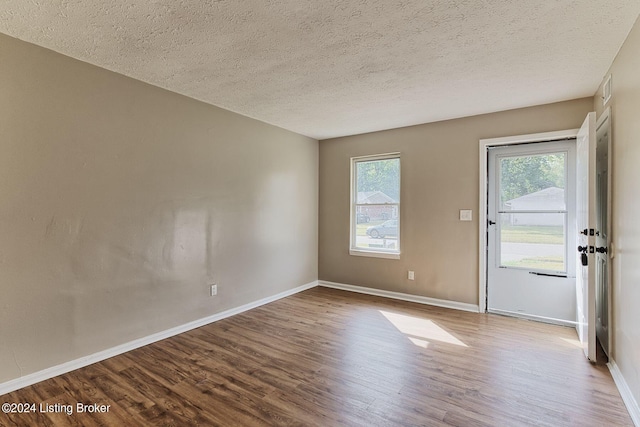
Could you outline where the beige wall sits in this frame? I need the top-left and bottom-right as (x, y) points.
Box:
(0, 33), (318, 384)
(594, 15), (640, 412)
(319, 98), (593, 304)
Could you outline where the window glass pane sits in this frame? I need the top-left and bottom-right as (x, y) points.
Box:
(499, 213), (566, 272)
(500, 153), (566, 211)
(354, 217), (399, 250)
(356, 158), (400, 204)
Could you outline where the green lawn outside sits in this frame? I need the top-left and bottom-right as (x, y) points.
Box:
(501, 225), (564, 245)
(503, 255), (564, 271)
(358, 222), (563, 245)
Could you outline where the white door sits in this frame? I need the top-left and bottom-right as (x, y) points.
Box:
(595, 109), (612, 357)
(576, 112), (597, 361)
(487, 140), (576, 324)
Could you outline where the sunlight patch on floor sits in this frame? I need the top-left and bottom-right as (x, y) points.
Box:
(379, 310), (468, 347)
(560, 336), (584, 348)
(407, 337), (430, 348)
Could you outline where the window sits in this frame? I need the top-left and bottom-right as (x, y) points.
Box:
(350, 153), (400, 259)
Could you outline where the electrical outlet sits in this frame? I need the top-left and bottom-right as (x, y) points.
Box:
(408, 271), (415, 280)
(210, 284), (217, 296)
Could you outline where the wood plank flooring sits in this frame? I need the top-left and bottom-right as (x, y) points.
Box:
(0, 287), (632, 426)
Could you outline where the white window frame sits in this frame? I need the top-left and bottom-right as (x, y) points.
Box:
(350, 153), (401, 259)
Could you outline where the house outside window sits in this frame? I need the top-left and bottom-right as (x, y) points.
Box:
(350, 153), (400, 259)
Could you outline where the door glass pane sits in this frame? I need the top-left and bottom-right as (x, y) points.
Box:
(500, 153), (566, 211)
(500, 213), (566, 272)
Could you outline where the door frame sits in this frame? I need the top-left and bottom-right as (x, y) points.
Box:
(478, 129), (579, 313)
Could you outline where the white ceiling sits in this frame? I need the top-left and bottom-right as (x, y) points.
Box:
(1, 1), (639, 140)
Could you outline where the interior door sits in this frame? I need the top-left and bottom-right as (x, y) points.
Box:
(576, 112), (596, 361)
(595, 109), (612, 356)
(487, 140), (576, 324)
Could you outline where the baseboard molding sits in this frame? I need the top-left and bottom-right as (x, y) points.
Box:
(318, 280), (479, 313)
(609, 359), (640, 426)
(0, 280), (318, 396)
(487, 308), (576, 328)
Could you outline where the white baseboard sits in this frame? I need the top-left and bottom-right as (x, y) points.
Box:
(318, 280), (479, 313)
(609, 359), (640, 426)
(0, 280), (318, 396)
(488, 308), (576, 328)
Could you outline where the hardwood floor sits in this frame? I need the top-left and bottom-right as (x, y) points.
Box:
(0, 287), (632, 426)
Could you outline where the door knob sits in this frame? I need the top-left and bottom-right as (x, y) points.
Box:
(488, 220), (496, 225)
(578, 245), (588, 253)
(596, 246), (608, 254)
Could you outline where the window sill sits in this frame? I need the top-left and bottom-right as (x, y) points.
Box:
(349, 249), (400, 260)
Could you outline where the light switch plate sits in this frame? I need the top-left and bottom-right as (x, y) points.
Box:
(460, 210), (472, 221)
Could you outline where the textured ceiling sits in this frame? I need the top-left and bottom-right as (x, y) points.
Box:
(1, 1), (639, 140)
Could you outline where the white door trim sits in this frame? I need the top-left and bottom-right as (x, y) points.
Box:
(478, 129), (579, 313)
